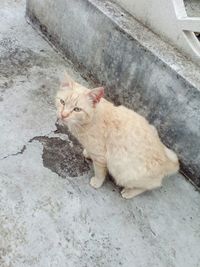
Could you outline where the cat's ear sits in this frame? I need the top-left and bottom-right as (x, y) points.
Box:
(88, 87), (104, 105)
(61, 72), (75, 89)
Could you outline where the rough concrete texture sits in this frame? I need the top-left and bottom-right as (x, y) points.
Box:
(1, 1), (200, 267)
(27, 0), (200, 188)
(184, 0), (200, 17)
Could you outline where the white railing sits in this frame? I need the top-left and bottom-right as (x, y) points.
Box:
(173, 0), (200, 58)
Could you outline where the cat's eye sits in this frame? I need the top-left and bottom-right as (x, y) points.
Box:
(73, 107), (82, 112)
(60, 99), (65, 105)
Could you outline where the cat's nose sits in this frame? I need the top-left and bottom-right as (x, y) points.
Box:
(61, 111), (69, 119)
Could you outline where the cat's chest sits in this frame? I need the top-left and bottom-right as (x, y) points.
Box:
(79, 131), (106, 163)
(78, 131), (101, 146)
(78, 128), (105, 150)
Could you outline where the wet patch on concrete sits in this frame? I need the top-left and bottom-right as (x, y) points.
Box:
(0, 46), (49, 92)
(0, 46), (57, 83)
(32, 129), (91, 178)
(0, 48), (42, 78)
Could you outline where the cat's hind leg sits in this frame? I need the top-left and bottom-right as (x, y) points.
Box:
(121, 188), (147, 199)
(121, 177), (162, 199)
(90, 162), (107, 189)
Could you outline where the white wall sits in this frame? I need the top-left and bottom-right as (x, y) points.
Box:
(113, 0), (200, 65)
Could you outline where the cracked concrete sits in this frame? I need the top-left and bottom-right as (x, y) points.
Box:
(0, 145), (27, 160)
(0, 0), (200, 267)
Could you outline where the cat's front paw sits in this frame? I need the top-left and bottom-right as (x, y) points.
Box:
(90, 177), (103, 189)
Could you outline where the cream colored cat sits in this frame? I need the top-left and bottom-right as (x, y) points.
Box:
(56, 74), (179, 199)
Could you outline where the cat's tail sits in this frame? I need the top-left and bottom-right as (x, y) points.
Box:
(164, 146), (179, 175)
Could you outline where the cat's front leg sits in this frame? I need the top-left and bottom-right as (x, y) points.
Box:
(90, 162), (107, 189)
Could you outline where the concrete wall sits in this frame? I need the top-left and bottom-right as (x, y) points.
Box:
(113, 0), (200, 65)
(26, 0), (200, 187)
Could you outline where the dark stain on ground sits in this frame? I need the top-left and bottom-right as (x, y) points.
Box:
(0, 47), (45, 78)
(32, 123), (91, 178)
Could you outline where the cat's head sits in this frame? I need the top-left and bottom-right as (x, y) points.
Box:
(56, 73), (104, 128)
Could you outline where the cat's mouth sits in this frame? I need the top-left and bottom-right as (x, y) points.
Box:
(56, 117), (80, 129)
(56, 118), (66, 126)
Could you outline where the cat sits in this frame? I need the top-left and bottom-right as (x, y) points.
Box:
(56, 73), (179, 199)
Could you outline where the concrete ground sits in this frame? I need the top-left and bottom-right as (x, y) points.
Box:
(0, 1), (200, 267)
